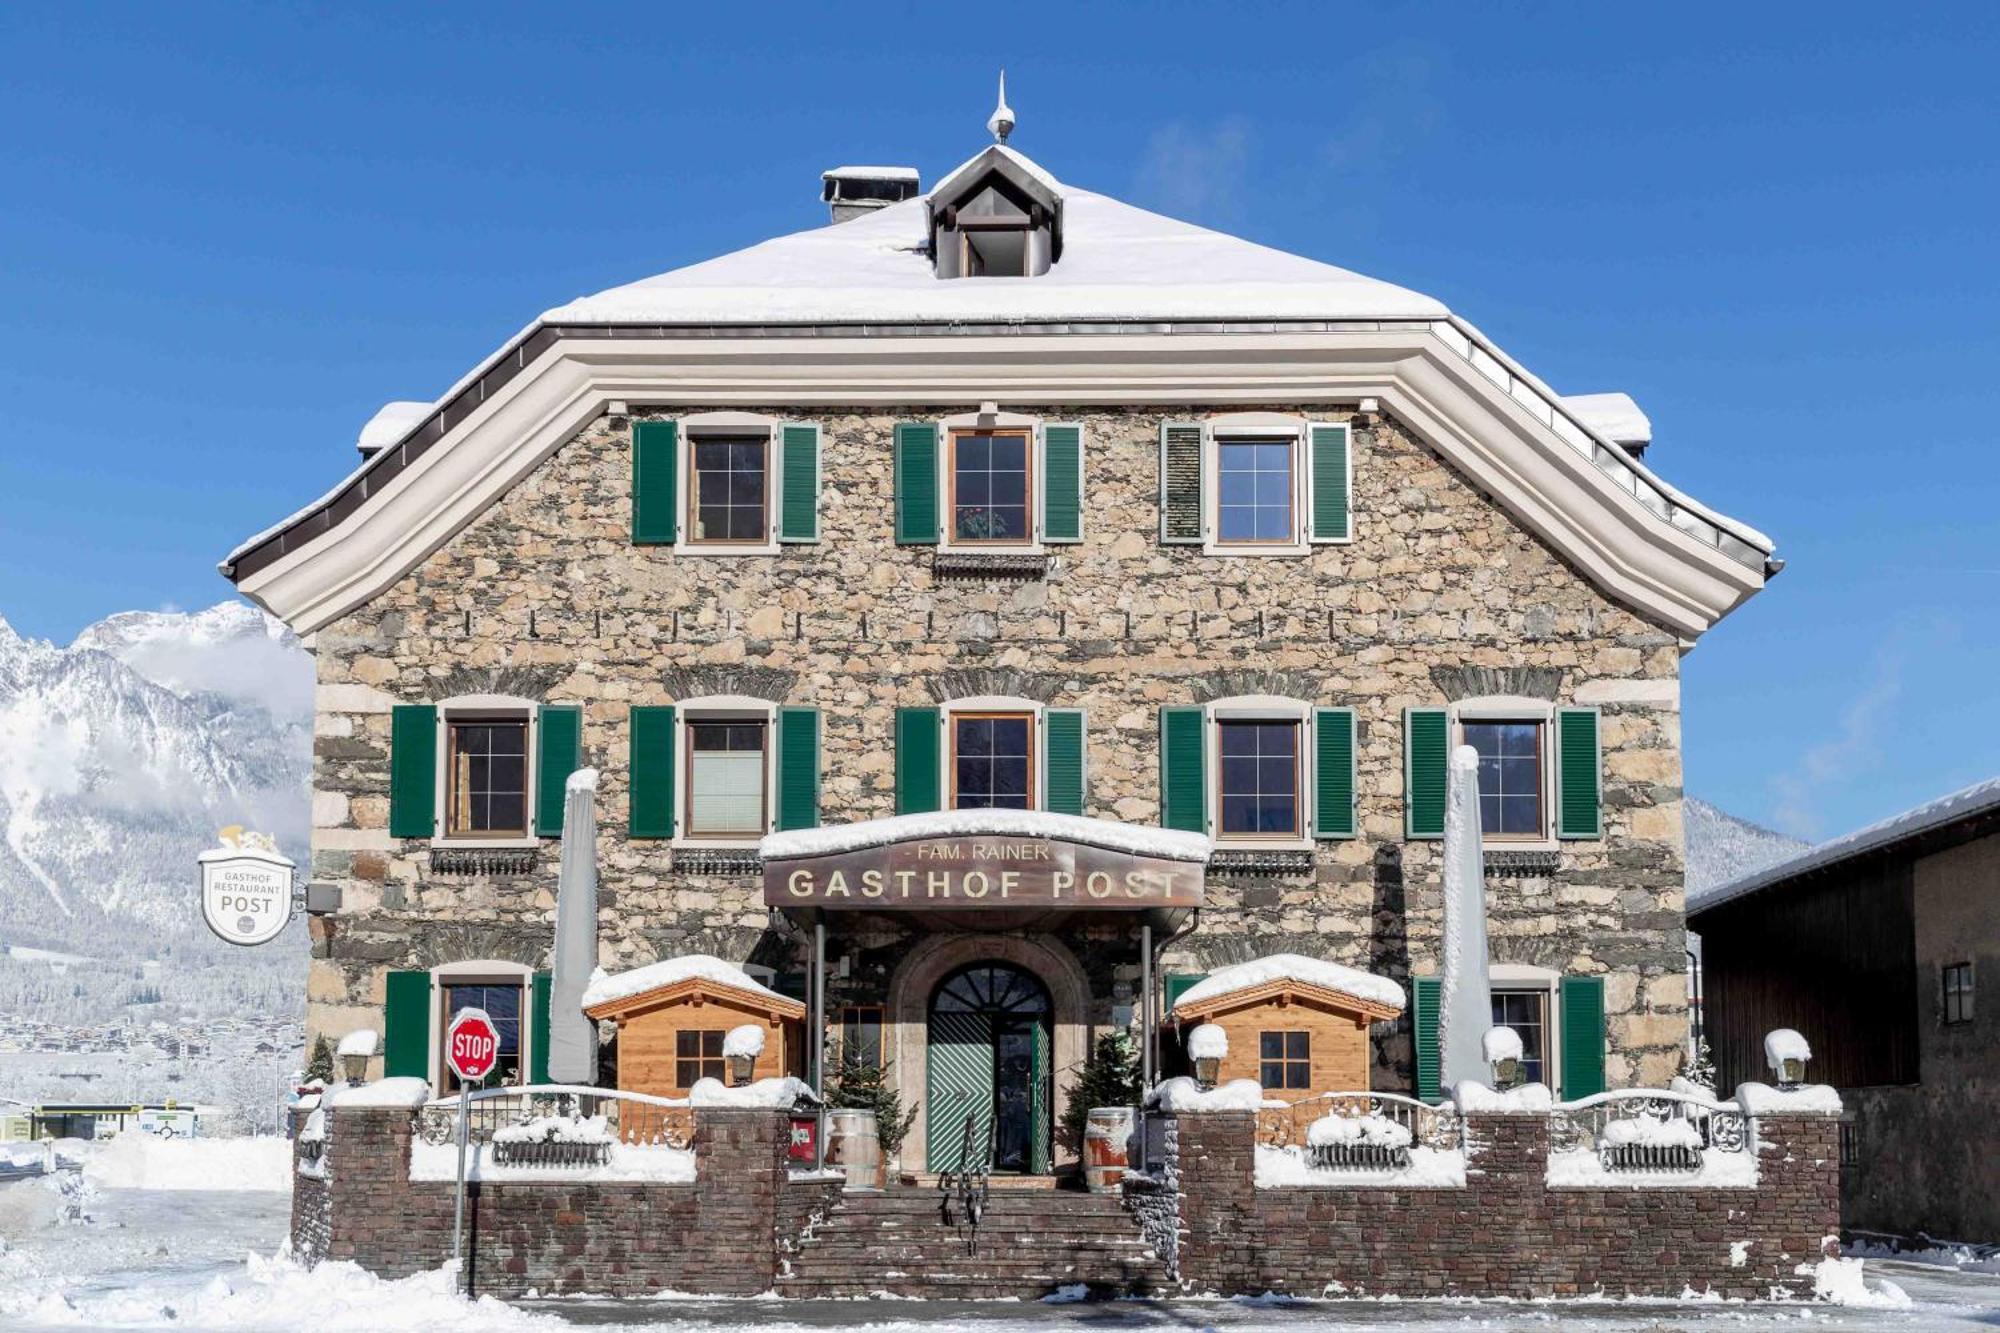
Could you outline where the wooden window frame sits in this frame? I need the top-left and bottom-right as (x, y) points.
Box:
(684, 432), (773, 548)
(1490, 985), (1552, 1084)
(1258, 1030), (1311, 1090)
(433, 967), (529, 1093)
(1214, 716), (1304, 841)
(945, 427), (1036, 548)
(443, 712), (531, 840)
(1460, 718), (1548, 843)
(675, 1029), (727, 1088)
(680, 715), (771, 841)
(947, 709), (1038, 811)
(1211, 433), (1300, 550)
(1943, 961), (1974, 1026)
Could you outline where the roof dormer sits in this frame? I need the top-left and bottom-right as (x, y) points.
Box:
(927, 76), (1063, 279)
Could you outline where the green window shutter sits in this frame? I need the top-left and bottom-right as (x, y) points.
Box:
(1313, 707), (1357, 839)
(535, 705), (582, 837)
(1308, 422), (1352, 542)
(1557, 707), (1602, 839)
(776, 707), (822, 831)
(383, 969), (432, 1080)
(1159, 705), (1207, 832)
(778, 423), (821, 543)
(1043, 708), (1086, 816)
(632, 419), (679, 545)
(388, 705), (438, 839)
(1404, 707), (1448, 839)
(1559, 975), (1607, 1098)
(627, 705), (676, 839)
(1158, 422), (1204, 544)
(1413, 976), (1442, 1103)
(893, 422), (939, 545)
(531, 972), (553, 1084)
(894, 707), (941, 814)
(1041, 424), (1083, 543)
(1164, 973), (1207, 1013)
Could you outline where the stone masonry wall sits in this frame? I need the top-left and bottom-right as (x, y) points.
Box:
(299, 1105), (839, 1298)
(1166, 1109), (1841, 1299)
(305, 402), (1691, 1089)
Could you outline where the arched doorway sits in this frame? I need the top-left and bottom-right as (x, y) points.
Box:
(926, 962), (1052, 1174)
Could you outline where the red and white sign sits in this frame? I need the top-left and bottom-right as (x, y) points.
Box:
(445, 1008), (501, 1084)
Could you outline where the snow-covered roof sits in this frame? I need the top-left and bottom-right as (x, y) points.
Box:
(822, 165), (920, 182)
(357, 400), (431, 453)
(1561, 392), (1651, 447)
(581, 954), (798, 1013)
(760, 809), (1212, 864)
(1691, 776), (2000, 915)
(543, 185), (1444, 327)
(1171, 954), (1406, 1017)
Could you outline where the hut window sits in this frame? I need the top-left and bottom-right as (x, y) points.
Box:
(1943, 962), (1974, 1025)
(1258, 1031), (1310, 1089)
(949, 429), (1033, 544)
(841, 1006), (884, 1070)
(1491, 989), (1549, 1084)
(685, 719), (768, 837)
(688, 434), (770, 544)
(445, 716), (529, 837)
(1462, 719), (1545, 838)
(439, 981), (523, 1092)
(1218, 719), (1301, 836)
(676, 1030), (726, 1086)
(952, 712), (1035, 810)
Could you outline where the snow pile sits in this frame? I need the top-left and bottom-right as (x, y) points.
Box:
(1255, 1144), (1465, 1189)
(409, 1140), (695, 1184)
(760, 807), (1212, 863)
(82, 1135), (293, 1192)
(327, 1077), (432, 1108)
(1146, 1077), (1263, 1113)
(1601, 1117), (1703, 1149)
(1846, 1237), (2000, 1274)
(1186, 1024), (1228, 1060)
(1797, 1250), (1912, 1308)
(1171, 954), (1405, 1016)
(1305, 1112), (1411, 1150)
(1561, 391), (1651, 447)
(1736, 1082), (1843, 1116)
(581, 954), (788, 1011)
(565, 766), (599, 793)
(1546, 1147), (1757, 1189)
(335, 1028), (378, 1059)
(491, 1115), (612, 1146)
(357, 400), (434, 454)
(1763, 1027), (1810, 1072)
(722, 1023), (767, 1060)
(1449, 1081), (1553, 1112)
(688, 1076), (817, 1108)
(1481, 1026), (1523, 1063)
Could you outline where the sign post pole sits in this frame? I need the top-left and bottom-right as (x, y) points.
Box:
(441, 1006), (499, 1296)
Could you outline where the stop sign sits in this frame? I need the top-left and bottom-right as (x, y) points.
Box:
(445, 1007), (501, 1084)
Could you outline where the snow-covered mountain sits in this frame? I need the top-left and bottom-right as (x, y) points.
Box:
(1684, 796), (1810, 907)
(0, 601), (311, 955)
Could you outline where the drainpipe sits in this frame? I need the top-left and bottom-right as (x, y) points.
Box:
(812, 919), (826, 1170)
(1140, 923), (1154, 1091)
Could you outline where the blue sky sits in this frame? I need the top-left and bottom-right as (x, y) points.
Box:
(1, 2), (1995, 841)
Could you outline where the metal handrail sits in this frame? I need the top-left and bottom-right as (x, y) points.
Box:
(415, 1084), (694, 1150)
(937, 1112), (993, 1255)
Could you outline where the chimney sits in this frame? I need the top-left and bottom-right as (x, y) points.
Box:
(821, 166), (920, 223)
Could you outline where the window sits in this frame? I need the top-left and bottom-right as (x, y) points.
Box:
(1259, 1031), (1310, 1089)
(1218, 719), (1301, 837)
(1216, 438), (1296, 544)
(675, 1030), (726, 1087)
(963, 225), (1030, 276)
(1944, 962), (1974, 1025)
(1491, 989), (1549, 1085)
(688, 435), (768, 544)
(439, 981), (523, 1092)
(446, 717), (528, 837)
(840, 1006), (884, 1071)
(1838, 1120), (1858, 1168)
(1464, 719), (1545, 839)
(949, 430), (1032, 544)
(952, 712), (1034, 810)
(685, 719), (767, 837)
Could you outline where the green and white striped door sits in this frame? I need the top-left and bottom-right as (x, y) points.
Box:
(926, 1010), (994, 1172)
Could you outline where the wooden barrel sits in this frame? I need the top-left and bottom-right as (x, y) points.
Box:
(1082, 1106), (1136, 1193)
(825, 1108), (882, 1190)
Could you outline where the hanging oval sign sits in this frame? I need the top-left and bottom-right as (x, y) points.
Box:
(197, 832), (295, 946)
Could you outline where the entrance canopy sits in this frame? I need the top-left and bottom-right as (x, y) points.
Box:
(760, 810), (1209, 931)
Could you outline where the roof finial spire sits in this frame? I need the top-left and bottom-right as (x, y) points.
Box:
(987, 69), (1015, 145)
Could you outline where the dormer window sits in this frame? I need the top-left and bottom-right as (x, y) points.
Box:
(963, 222), (1030, 277)
(926, 145), (1062, 280)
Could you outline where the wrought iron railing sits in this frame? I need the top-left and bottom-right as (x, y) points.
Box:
(490, 1139), (613, 1169)
(1257, 1092), (1462, 1160)
(416, 1085), (694, 1156)
(1549, 1088), (1748, 1173)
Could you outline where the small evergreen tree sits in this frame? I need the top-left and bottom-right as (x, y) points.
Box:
(1059, 1028), (1142, 1153)
(1683, 1034), (1718, 1093)
(304, 1034), (334, 1084)
(829, 1051), (920, 1159)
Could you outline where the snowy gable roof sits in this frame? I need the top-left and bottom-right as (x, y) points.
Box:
(1172, 954), (1406, 1019)
(542, 185), (1445, 327)
(581, 953), (804, 1018)
(1691, 776), (2000, 917)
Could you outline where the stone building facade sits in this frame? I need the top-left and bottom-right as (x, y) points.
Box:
(235, 132), (1774, 1175)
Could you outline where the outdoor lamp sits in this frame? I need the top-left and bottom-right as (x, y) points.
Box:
(1766, 1028), (1810, 1091)
(723, 1023), (765, 1087)
(1188, 1024), (1227, 1090)
(726, 1050), (756, 1087)
(1483, 1025), (1524, 1091)
(336, 1028), (379, 1085)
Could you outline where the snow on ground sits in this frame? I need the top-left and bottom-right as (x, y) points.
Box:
(81, 1134), (293, 1192)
